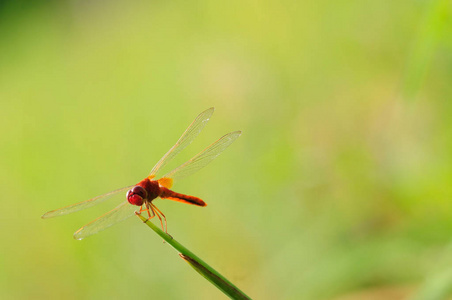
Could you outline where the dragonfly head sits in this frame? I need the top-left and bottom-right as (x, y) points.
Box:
(127, 186), (147, 206)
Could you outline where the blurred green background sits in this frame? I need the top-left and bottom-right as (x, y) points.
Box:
(1, 1), (451, 299)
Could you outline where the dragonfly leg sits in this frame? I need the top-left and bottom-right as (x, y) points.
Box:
(146, 202), (155, 220)
(152, 204), (168, 233)
(151, 204), (172, 239)
(137, 202), (155, 222)
(136, 204), (150, 217)
(150, 203), (164, 231)
(137, 204), (146, 214)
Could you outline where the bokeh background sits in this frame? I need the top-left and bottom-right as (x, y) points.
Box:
(1, 1), (451, 299)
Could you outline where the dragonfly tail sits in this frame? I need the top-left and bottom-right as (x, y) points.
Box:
(160, 188), (206, 207)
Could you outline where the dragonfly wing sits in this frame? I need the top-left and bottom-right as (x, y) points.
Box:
(73, 201), (138, 240)
(149, 107), (215, 177)
(160, 131), (241, 185)
(41, 186), (134, 219)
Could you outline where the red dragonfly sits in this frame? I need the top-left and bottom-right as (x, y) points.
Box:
(42, 108), (241, 240)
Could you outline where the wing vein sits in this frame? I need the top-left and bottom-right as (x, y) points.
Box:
(162, 131), (241, 181)
(149, 107), (215, 176)
(41, 186), (133, 219)
(73, 201), (137, 240)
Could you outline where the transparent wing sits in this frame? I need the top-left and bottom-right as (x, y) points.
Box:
(73, 201), (138, 240)
(149, 107), (215, 177)
(41, 186), (133, 219)
(161, 131), (241, 183)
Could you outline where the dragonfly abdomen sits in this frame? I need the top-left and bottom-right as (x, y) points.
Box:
(160, 187), (206, 207)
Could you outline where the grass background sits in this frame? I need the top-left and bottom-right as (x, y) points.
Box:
(0, 1), (451, 299)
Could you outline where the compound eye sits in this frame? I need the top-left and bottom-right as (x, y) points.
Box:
(131, 186), (147, 199)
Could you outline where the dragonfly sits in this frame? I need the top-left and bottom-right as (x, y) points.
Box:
(42, 107), (241, 240)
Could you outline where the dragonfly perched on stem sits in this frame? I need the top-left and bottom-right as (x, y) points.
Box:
(42, 107), (241, 240)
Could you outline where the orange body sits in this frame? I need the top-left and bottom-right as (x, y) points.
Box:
(136, 176), (206, 207)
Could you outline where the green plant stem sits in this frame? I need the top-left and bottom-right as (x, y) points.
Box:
(136, 214), (251, 300)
